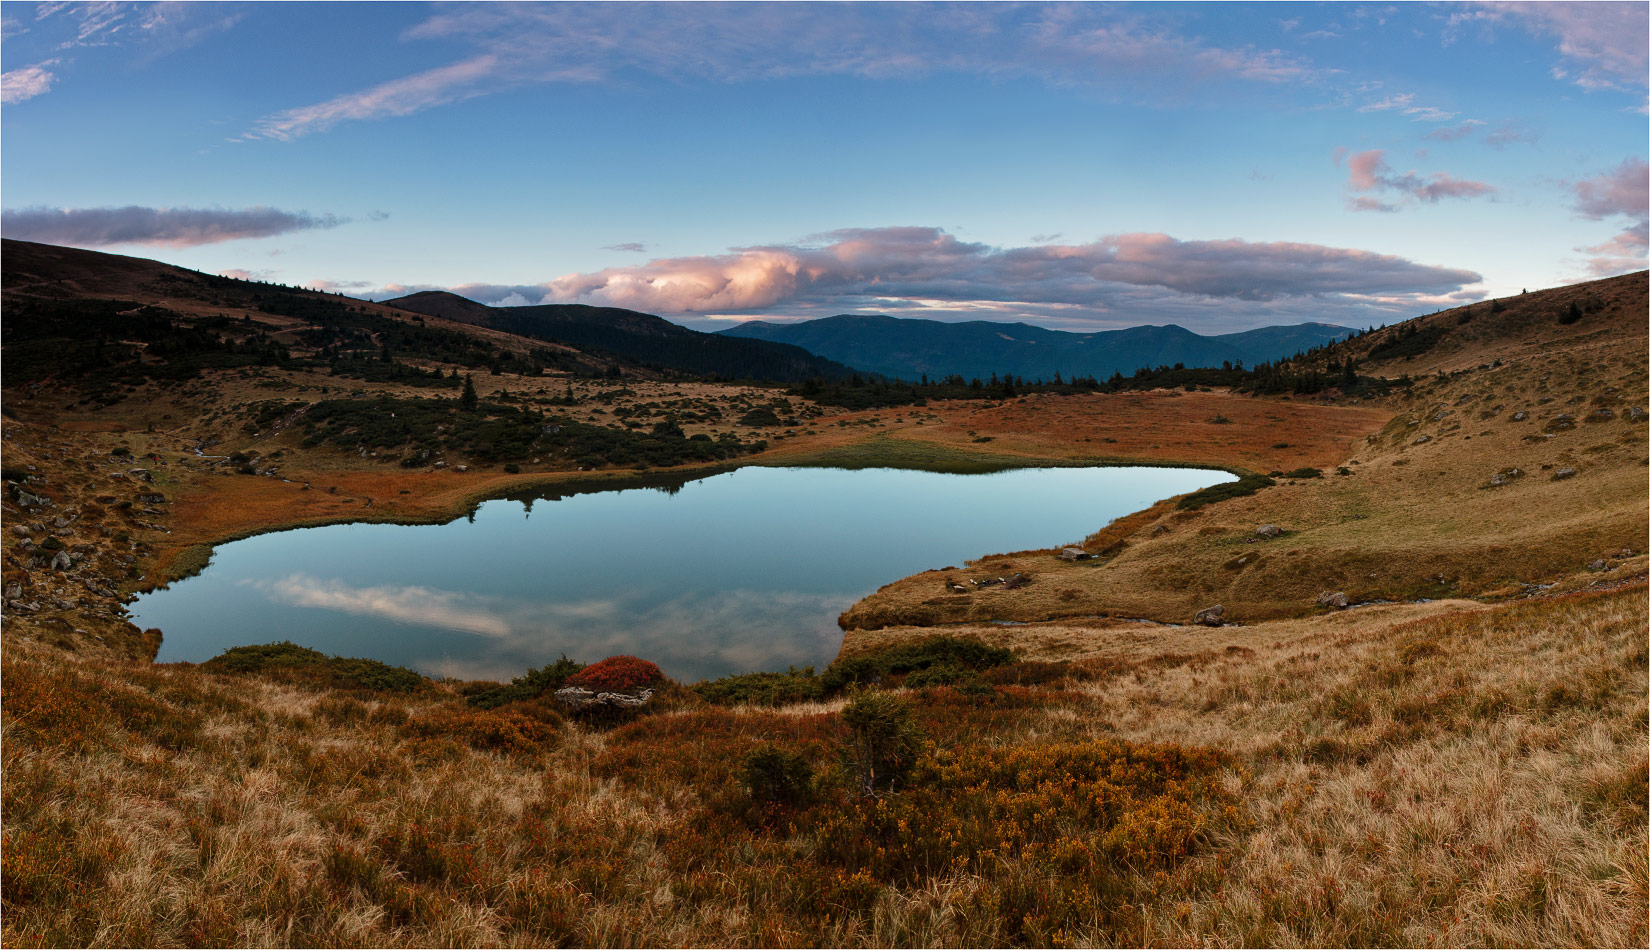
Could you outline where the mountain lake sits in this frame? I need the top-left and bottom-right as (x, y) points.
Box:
(133, 464), (1234, 683)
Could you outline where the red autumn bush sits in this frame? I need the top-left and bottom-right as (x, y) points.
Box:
(565, 655), (664, 693)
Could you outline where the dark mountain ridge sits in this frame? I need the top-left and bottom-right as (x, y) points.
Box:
(720, 313), (1356, 382)
(384, 291), (856, 383)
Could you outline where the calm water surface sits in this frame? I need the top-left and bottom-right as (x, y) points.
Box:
(136, 465), (1231, 682)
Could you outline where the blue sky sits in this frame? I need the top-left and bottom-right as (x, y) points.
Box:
(3, 2), (1645, 332)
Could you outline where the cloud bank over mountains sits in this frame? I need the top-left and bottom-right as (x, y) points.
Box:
(371, 226), (1485, 332)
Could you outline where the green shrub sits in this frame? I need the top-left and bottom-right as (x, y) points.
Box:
(693, 667), (824, 706)
(202, 641), (425, 692)
(743, 744), (815, 804)
(1176, 473), (1275, 510)
(840, 689), (925, 796)
(1282, 467), (1323, 479)
(822, 636), (1012, 692)
(466, 655), (585, 709)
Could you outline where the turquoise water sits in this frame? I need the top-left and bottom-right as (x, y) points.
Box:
(135, 465), (1230, 683)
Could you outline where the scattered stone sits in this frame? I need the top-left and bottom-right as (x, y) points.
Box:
(455, 465), (470, 472)
(1057, 546), (1091, 561)
(1255, 524), (1283, 538)
(14, 490), (49, 508)
(1587, 559), (1608, 571)
(4, 584), (20, 599)
(1552, 467), (1577, 480)
(554, 686), (655, 710)
(1629, 407), (1647, 422)
(49, 550), (72, 571)
(1316, 591), (1350, 609)
(1487, 467), (1524, 487)
(1586, 408), (1616, 423)
(1194, 605), (1225, 627)
(9, 525), (30, 537)
(1151, 524), (1169, 536)
(1412, 435), (1431, 445)
(1546, 414), (1575, 431)
(1510, 410), (1528, 422)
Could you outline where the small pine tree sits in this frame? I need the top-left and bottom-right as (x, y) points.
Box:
(460, 374), (478, 410)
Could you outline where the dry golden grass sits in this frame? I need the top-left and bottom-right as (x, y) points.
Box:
(2, 584), (1642, 947)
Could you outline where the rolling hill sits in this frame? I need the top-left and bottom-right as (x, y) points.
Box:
(719, 313), (1355, 381)
(384, 291), (857, 383)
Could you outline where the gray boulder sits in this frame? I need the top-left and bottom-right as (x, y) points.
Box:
(1628, 407), (1647, 422)
(1412, 435), (1432, 445)
(1255, 524), (1283, 538)
(1057, 547), (1091, 561)
(1194, 604), (1225, 627)
(50, 550), (72, 571)
(1316, 591), (1350, 609)
(1511, 411), (1528, 422)
(1587, 559), (1608, 571)
(1552, 467), (1578, 480)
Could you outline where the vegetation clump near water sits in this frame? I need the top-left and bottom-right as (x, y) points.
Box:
(1176, 472), (1276, 510)
(298, 394), (766, 468)
(201, 641), (425, 693)
(687, 637), (1017, 707)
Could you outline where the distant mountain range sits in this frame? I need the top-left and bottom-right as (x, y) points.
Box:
(718, 314), (1357, 382)
(383, 291), (856, 383)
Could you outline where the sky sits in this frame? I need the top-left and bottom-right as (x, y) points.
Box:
(2, 2), (1645, 333)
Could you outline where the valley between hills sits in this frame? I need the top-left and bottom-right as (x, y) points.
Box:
(2, 240), (1644, 946)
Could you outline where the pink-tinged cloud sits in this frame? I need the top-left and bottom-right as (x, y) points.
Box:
(1, 61), (56, 103)
(524, 226), (1481, 313)
(1576, 222), (1649, 278)
(1, 205), (345, 248)
(1348, 197), (1398, 214)
(1342, 150), (1495, 208)
(1572, 158), (1649, 220)
(1485, 2), (1648, 91)
(1346, 150), (1387, 189)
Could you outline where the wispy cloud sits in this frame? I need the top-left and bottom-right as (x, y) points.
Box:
(243, 4), (1320, 140)
(2, 205), (345, 248)
(11, 3), (241, 102)
(1342, 149), (1495, 210)
(1, 60), (57, 103)
(603, 242), (647, 253)
(1357, 92), (1457, 122)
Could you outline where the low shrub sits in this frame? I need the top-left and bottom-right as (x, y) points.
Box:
(693, 667), (824, 707)
(743, 744), (815, 805)
(401, 706), (559, 758)
(1176, 473), (1275, 510)
(565, 655), (664, 693)
(203, 641), (425, 693)
(1282, 466), (1323, 479)
(466, 655), (585, 709)
(821, 636), (1014, 693)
